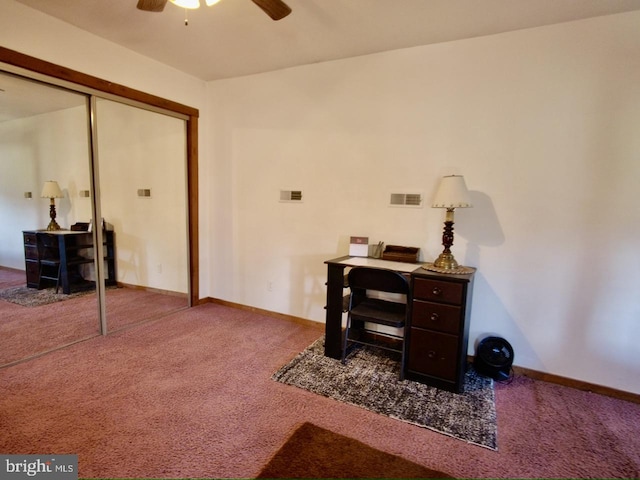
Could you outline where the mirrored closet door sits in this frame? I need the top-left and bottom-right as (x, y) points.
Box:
(0, 67), (192, 367)
(0, 71), (100, 366)
(94, 98), (189, 331)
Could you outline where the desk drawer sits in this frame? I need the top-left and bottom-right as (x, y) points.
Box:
(24, 232), (37, 246)
(413, 278), (463, 305)
(39, 234), (58, 248)
(24, 245), (38, 260)
(408, 329), (458, 381)
(412, 300), (461, 334)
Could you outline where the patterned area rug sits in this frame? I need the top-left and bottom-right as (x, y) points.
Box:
(0, 285), (97, 307)
(273, 337), (497, 450)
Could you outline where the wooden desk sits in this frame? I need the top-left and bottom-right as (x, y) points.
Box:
(324, 256), (475, 393)
(23, 230), (116, 294)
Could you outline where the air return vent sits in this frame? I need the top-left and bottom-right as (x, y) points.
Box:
(390, 192), (423, 207)
(280, 190), (303, 203)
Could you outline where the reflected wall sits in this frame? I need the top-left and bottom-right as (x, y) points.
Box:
(96, 99), (188, 294)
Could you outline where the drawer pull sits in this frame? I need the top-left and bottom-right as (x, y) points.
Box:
(432, 287), (442, 296)
(427, 350), (436, 359)
(430, 313), (439, 322)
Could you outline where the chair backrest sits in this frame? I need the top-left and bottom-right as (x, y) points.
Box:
(347, 267), (409, 296)
(36, 232), (60, 263)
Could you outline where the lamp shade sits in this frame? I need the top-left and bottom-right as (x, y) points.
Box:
(432, 175), (472, 209)
(41, 180), (63, 199)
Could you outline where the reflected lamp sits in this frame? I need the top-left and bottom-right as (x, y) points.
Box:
(41, 180), (64, 231)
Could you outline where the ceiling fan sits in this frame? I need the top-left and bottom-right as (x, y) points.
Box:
(136, 0), (292, 21)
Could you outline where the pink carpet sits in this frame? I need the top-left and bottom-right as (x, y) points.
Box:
(0, 302), (638, 478)
(0, 267), (186, 366)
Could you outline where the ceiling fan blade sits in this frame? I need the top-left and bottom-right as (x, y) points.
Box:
(137, 0), (168, 12)
(250, 0), (292, 20)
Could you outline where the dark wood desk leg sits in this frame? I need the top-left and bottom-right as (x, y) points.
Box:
(57, 235), (71, 294)
(325, 263), (346, 359)
(106, 231), (116, 286)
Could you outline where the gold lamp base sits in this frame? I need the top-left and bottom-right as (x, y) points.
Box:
(45, 219), (61, 231)
(434, 251), (459, 270)
(423, 261), (475, 275)
(45, 199), (62, 231)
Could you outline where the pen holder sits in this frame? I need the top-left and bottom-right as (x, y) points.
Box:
(370, 242), (385, 259)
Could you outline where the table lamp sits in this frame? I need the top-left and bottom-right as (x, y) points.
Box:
(425, 175), (473, 273)
(41, 180), (64, 231)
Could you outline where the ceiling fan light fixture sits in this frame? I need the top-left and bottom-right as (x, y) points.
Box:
(169, 0), (200, 9)
(205, 0), (221, 5)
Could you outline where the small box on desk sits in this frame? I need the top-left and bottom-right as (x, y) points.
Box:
(381, 245), (420, 263)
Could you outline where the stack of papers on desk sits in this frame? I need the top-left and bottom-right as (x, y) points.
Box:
(339, 256), (421, 273)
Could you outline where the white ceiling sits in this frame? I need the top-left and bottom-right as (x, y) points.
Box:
(14, 0), (640, 82)
(0, 71), (87, 123)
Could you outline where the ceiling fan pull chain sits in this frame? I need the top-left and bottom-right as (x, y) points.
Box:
(184, 8), (189, 26)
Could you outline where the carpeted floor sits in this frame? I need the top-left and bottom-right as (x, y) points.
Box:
(257, 422), (453, 478)
(0, 302), (639, 478)
(0, 268), (188, 367)
(273, 337), (497, 450)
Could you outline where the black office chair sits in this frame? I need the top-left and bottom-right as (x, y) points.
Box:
(341, 266), (410, 380)
(36, 233), (62, 293)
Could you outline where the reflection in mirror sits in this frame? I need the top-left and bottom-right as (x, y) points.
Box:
(95, 98), (189, 332)
(0, 71), (100, 366)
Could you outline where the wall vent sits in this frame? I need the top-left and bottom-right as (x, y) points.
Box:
(390, 192), (423, 207)
(280, 190), (303, 202)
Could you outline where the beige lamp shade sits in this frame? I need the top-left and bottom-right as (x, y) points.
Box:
(432, 175), (472, 209)
(41, 180), (63, 199)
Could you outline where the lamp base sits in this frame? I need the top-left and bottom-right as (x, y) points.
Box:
(45, 220), (61, 231)
(422, 262), (475, 275)
(46, 201), (61, 231)
(433, 252), (459, 270)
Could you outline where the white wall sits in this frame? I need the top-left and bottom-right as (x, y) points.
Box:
(207, 12), (640, 395)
